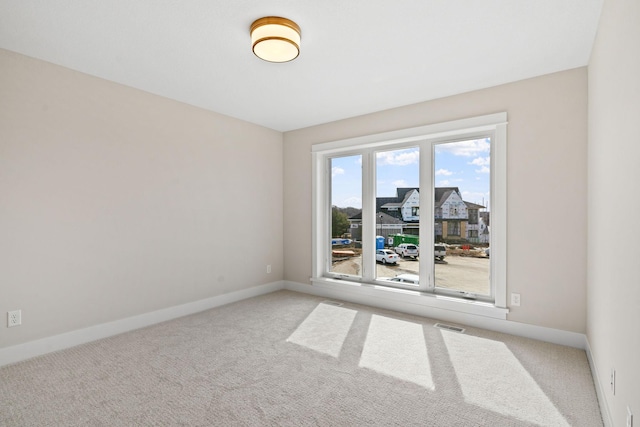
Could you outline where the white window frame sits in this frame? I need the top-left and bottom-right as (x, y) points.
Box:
(311, 113), (508, 318)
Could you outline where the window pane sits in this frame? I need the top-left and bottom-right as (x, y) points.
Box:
(375, 147), (420, 287)
(330, 155), (362, 277)
(433, 138), (491, 296)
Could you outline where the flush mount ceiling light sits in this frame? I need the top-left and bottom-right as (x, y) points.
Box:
(250, 16), (301, 63)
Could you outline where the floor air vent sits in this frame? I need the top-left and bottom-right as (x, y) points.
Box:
(434, 323), (465, 333)
(321, 300), (344, 307)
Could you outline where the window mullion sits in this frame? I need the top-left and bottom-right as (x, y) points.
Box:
(419, 141), (434, 291)
(361, 150), (376, 282)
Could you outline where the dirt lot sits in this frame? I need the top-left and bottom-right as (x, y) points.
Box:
(331, 254), (490, 295)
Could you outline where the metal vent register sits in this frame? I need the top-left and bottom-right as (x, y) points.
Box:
(321, 300), (344, 307)
(434, 323), (466, 333)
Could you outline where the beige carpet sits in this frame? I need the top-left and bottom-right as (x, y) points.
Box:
(0, 290), (602, 426)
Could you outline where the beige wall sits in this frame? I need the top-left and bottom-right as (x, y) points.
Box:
(588, 0), (640, 424)
(284, 68), (588, 333)
(0, 49), (284, 348)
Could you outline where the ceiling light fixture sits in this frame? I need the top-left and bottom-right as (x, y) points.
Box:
(250, 16), (301, 63)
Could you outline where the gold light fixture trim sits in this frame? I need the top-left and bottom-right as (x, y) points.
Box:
(251, 16), (301, 63)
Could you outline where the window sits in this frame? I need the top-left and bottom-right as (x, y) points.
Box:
(330, 155), (362, 278)
(447, 221), (460, 236)
(468, 209), (479, 225)
(375, 147), (420, 282)
(312, 113), (507, 314)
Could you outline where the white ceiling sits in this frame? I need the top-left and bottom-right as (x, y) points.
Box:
(0, 1), (603, 132)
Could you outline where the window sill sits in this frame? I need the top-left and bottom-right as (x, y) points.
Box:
(310, 277), (509, 320)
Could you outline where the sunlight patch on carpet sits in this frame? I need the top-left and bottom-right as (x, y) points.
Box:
(359, 315), (434, 390)
(441, 330), (569, 426)
(286, 303), (357, 357)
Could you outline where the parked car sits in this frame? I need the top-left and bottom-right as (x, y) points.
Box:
(395, 243), (419, 259)
(389, 273), (419, 285)
(376, 249), (399, 265)
(434, 244), (446, 261)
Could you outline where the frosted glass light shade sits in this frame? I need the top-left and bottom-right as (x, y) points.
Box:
(251, 17), (301, 63)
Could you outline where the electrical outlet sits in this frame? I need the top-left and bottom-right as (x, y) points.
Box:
(267, 264), (272, 274)
(511, 293), (521, 306)
(628, 406), (633, 427)
(611, 368), (616, 395)
(7, 310), (21, 327)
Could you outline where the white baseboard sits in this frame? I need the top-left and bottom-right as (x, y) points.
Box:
(0, 279), (589, 368)
(584, 338), (613, 427)
(284, 280), (587, 349)
(0, 281), (285, 367)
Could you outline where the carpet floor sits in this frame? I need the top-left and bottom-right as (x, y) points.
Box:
(0, 290), (602, 426)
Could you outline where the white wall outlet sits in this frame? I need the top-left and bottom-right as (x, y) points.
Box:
(511, 293), (521, 306)
(8, 310), (21, 327)
(267, 264), (272, 274)
(628, 406), (633, 427)
(611, 368), (616, 395)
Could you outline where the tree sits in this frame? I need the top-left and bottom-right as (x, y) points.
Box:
(332, 207), (350, 237)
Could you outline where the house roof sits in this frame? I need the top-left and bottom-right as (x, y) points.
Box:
(465, 201), (486, 210)
(376, 212), (405, 225)
(378, 187), (485, 212)
(396, 188), (420, 202)
(434, 187), (460, 208)
(348, 211), (404, 225)
(376, 197), (403, 213)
